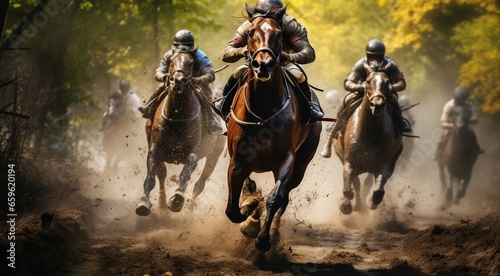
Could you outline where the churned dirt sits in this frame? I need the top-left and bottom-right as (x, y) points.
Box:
(2, 106), (500, 276)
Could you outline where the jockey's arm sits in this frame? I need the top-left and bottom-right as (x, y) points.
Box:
(440, 101), (454, 129)
(154, 51), (172, 82)
(221, 22), (249, 63)
(193, 65), (215, 85)
(388, 62), (406, 92)
(283, 38), (315, 64)
(344, 59), (365, 93)
(282, 15), (315, 64)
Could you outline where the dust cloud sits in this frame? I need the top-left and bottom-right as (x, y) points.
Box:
(64, 85), (499, 268)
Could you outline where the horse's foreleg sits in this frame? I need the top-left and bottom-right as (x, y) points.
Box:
(226, 160), (249, 223)
(352, 176), (364, 212)
(340, 162), (355, 215)
(257, 156), (294, 252)
(136, 151), (159, 216)
(192, 140), (224, 200)
(168, 153), (198, 212)
(157, 162), (167, 209)
(456, 172), (472, 202)
(370, 173), (388, 210)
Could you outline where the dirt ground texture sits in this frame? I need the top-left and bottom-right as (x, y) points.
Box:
(2, 97), (500, 276)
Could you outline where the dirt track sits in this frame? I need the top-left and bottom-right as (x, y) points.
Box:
(4, 131), (500, 275)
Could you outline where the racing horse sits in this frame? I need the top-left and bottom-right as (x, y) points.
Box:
(224, 5), (322, 252)
(333, 71), (403, 214)
(135, 49), (225, 216)
(437, 107), (480, 208)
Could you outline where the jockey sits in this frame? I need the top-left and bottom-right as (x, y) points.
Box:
(333, 39), (412, 138)
(212, 0), (324, 123)
(138, 29), (220, 132)
(433, 86), (483, 159)
(100, 79), (141, 131)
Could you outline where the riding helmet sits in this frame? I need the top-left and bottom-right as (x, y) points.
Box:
(454, 86), (470, 101)
(119, 80), (130, 93)
(173, 29), (194, 49)
(255, 0), (283, 10)
(366, 39), (385, 55)
(398, 94), (411, 107)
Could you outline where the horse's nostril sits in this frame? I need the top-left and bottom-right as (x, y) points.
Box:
(268, 60), (276, 69)
(251, 60), (260, 69)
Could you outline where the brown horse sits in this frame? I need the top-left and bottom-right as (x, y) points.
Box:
(135, 49), (225, 216)
(333, 71), (403, 214)
(224, 5), (322, 252)
(437, 108), (480, 208)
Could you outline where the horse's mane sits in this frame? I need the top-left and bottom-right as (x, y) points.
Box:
(171, 47), (198, 59)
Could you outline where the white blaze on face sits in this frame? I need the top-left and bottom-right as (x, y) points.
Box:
(260, 22), (272, 33)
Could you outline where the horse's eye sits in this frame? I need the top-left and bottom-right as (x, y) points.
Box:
(247, 29), (255, 37)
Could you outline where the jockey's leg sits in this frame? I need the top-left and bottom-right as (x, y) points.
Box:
(284, 63), (323, 122)
(139, 83), (166, 119)
(212, 65), (247, 120)
(389, 93), (412, 133)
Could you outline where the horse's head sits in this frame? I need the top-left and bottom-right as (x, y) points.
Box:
(245, 4), (286, 82)
(451, 106), (472, 135)
(168, 48), (197, 93)
(365, 71), (391, 116)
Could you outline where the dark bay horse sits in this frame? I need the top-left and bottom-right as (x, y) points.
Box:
(333, 71), (403, 214)
(225, 5), (322, 252)
(135, 49), (225, 216)
(437, 107), (480, 208)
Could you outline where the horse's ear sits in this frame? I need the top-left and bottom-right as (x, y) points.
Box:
(189, 46), (198, 56)
(245, 3), (257, 19)
(275, 4), (287, 20)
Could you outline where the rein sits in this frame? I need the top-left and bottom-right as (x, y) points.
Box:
(230, 69), (291, 126)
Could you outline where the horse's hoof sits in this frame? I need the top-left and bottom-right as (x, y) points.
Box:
(135, 201), (152, 216)
(320, 147), (332, 158)
(340, 198), (353, 215)
(240, 197), (260, 217)
(226, 210), (247, 223)
(168, 193), (185, 212)
(372, 190), (385, 205)
(240, 216), (260, 238)
(255, 237), (271, 252)
(343, 190), (355, 200)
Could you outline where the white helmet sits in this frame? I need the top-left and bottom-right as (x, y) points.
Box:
(398, 94), (411, 107)
(325, 90), (340, 106)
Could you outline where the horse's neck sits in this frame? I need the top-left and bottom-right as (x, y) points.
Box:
(247, 69), (286, 108)
(164, 89), (199, 119)
(357, 97), (387, 132)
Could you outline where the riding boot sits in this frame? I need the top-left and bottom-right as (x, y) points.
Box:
(298, 82), (324, 123)
(212, 75), (239, 120)
(389, 96), (412, 133)
(320, 128), (335, 158)
(139, 85), (164, 119)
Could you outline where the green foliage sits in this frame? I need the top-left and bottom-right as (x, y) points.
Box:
(388, 0), (500, 113)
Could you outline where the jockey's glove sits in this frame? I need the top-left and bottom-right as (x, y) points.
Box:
(358, 82), (366, 93)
